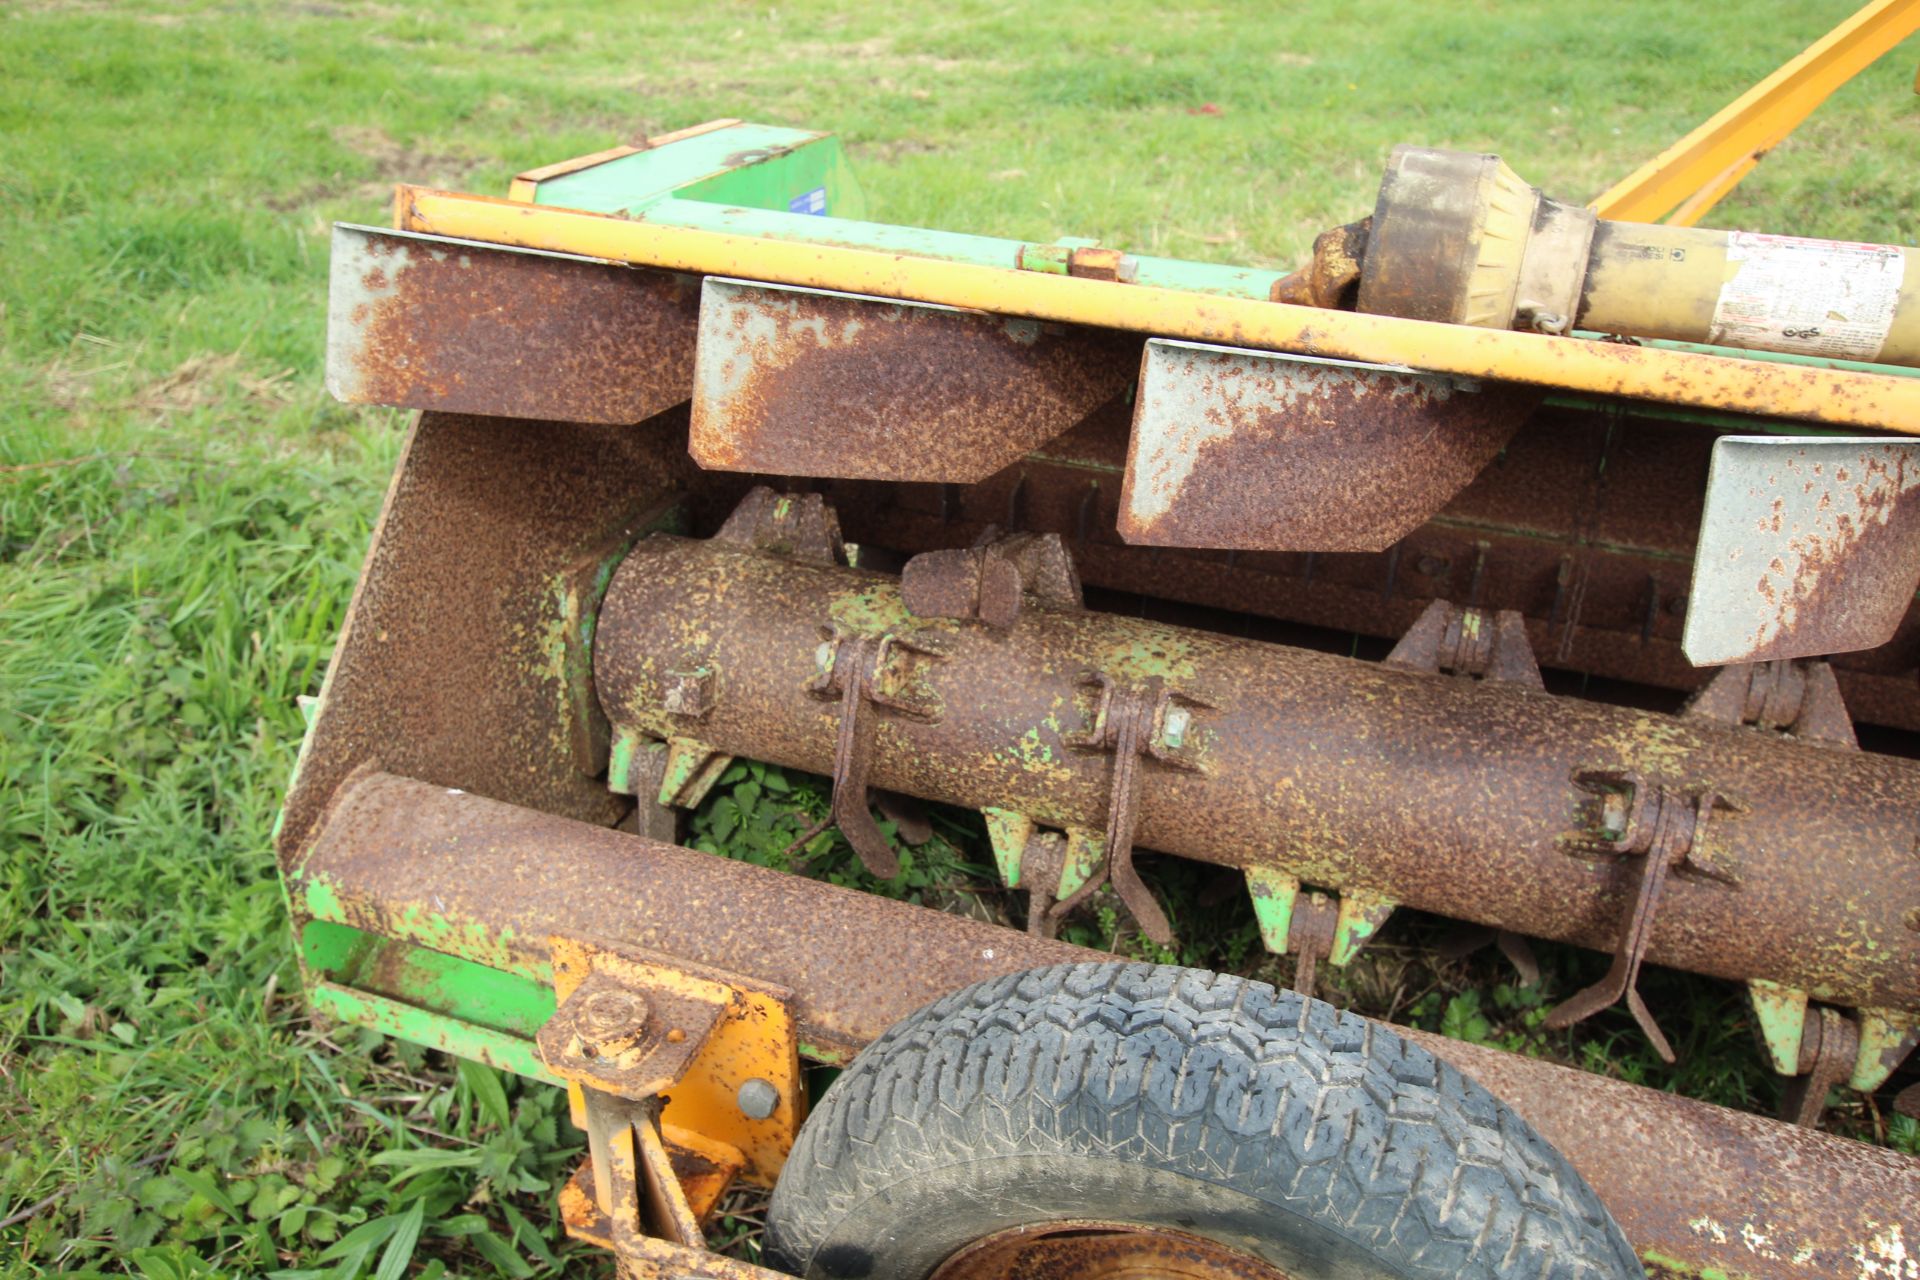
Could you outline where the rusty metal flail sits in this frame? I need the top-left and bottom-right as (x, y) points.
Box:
(593, 529), (1920, 1018)
(689, 277), (1138, 482)
(290, 772), (1920, 1280)
(1118, 340), (1535, 552)
(326, 225), (700, 424)
(1686, 435), (1920, 665)
(1541, 778), (1737, 1063)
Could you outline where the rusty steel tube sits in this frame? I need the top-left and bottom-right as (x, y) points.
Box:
(295, 772), (1920, 1280)
(595, 535), (1920, 1012)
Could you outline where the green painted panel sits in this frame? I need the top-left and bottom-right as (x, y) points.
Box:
(297, 870), (546, 981)
(299, 923), (861, 1078)
(639, 196), (1288, 298)
(301, 924), (559, 1080)
(303, 921), (557, 1037)
(310, 981), (554, 1083)
(531, 122), (823, 213)
(676, 134), (869, 222)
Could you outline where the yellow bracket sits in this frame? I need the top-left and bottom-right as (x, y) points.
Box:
(1593, 0), (1920, 225)
(560, 1116), (788, 1280)
(541, 935), (802, 1275)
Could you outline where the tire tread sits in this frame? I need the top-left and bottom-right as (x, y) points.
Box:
(767, 963), (1642, 1280)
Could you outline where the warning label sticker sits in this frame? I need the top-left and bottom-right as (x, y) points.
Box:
(1709, 232), (1904, 361)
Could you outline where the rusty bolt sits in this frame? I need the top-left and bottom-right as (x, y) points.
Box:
(662, 670), (711, 718)
(1161, 705), (1192, 751)
(576, 988), (649, 1061)
(737, 1077), (780, 1120)
(1599, 790), (1632, 840)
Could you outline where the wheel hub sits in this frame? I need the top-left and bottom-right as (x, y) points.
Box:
(928, 1221), (1296, 1280)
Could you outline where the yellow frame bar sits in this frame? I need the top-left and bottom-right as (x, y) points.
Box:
(394, 185), (1920, 433)
(1592, 0), (1920, 225)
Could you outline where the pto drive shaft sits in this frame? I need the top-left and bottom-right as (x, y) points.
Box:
(593, 528), (1919, 1080)
(1297, 145), (1920, 368)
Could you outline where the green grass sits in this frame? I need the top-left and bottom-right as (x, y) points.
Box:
(2, 0), (1916, 1274)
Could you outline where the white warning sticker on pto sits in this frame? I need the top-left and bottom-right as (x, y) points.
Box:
(1709, 232), (1904, 361)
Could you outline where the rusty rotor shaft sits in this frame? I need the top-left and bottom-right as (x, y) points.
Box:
(594, 535), (1920, 1011)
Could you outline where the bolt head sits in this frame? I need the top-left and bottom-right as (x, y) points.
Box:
(737, 1077), (780, 1121)
(1161, 705), (1191, 750)
(570, 988), (652, 1062)
(663, 670), (709, 717)
(1600, 791), (1631, 839)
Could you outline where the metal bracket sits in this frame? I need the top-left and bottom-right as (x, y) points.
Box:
(540, 938), (801, 1277)
(900, 529), (1083, 630)
(1682, 659), (1859, 748)
(1384, 600), (1544, 689)
(712, 485), (845, 566)
(804, 626), (949, 877)
(1547, 774), (1742, 1062)
(559, 1107), (787, 1280)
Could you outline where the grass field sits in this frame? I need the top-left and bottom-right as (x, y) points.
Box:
(3, 1), (1918, 1275)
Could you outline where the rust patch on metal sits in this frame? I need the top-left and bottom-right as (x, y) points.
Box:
(326, 225), (700, 423)
(689, 277), (1138, 482)
(274, 410), (708, 870)
(1118, 340), (1536, 552)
